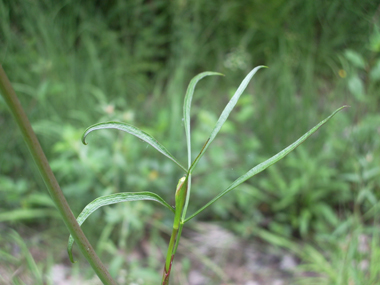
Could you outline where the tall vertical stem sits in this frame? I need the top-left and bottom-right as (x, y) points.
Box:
(0, 65), (116, 285)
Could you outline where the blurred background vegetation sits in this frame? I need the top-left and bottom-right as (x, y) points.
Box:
(1, 0), (380, 284)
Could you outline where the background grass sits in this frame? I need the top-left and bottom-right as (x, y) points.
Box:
(1, 0), (380, 284)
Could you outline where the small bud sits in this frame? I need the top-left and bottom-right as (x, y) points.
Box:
(175, 177), (186, 197)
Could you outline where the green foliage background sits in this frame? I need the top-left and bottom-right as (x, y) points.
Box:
(1, 0), (380, 283)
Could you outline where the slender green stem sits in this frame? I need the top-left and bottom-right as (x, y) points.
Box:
(181, 174), (191, 222)
(162, 228), (178, 285)
(165, 228), (178, 270)
(173, 222), (184, 255)
(0, 65), (116, 285)
(162, 177), (188, 284)
(161, 221), (184, 284)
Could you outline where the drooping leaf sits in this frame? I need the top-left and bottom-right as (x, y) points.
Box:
(82, 122), (187, 172)
(185, 106), (348, 222)
(68, 192), (174, 263)
(189, 66), (267, 173)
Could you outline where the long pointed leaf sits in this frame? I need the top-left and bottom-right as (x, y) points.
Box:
(82, 122), (187, 172)
(182, 72), (224, 221)
(184, 106), (348, 223)
(68, 191), (174, 262)
(189, 66), (266, 173)
(183, 71), (224, 168)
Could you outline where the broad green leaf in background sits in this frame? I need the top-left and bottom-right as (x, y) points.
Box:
(348, 75), (366, 102)
(188, 66), (267, 174)
(344, 49), (366, 69)
(185, 106), (348, 222)
(82, 122), (187, 172)
(68, 192), (174, 263)
(370, 59), (380, 81)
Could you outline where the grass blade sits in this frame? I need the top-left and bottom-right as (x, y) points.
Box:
(188, 66), (266, 173)
(183, 71), (224, 168)
(82, 122), (187, 172)
(9, 230), (43, 284)
(185, 106), (348, 222)
(182, 72), (223, 222)
(68, 191), (174, 262)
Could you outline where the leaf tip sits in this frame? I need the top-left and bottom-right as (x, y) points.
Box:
(335, 105), (350, 113)
(68, 250), (76, 263)
(81, 132), (89, 145)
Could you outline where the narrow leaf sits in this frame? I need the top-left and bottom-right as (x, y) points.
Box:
(82, 122), (187, 172)
(189, 66), (266, 173)
(183, 72), (224, 168)
(185, 106), (348, 222)
(182, 72), (223, 221)
(68, 192), (174, 263)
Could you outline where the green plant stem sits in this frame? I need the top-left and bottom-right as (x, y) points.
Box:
(162, 177), (188, 284)
(181, 174), (192, 224)
(0, 65), (116, 285)
(173, 222), (184, 255)
(162, 227), (178, 285)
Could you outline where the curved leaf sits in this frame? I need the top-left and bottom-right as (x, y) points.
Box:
(182, 71), (224, 221)
(185, 106), (349, 222)
(183, 72), (224, 167)
(82, 122), (187, 172)
(189, 66), (267, 173)
(68, 191), (174, 263)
